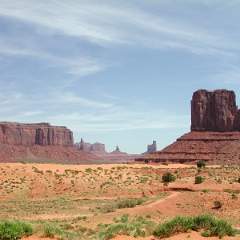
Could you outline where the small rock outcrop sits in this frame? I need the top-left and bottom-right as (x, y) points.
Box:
(147, 140), (157, 153)
(191, 89), (239, 131)
(0, 122), (73, 146)
(76, 138), (106, 153)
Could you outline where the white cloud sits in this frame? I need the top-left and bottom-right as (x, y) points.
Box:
(0, 40), (106, 78)
(45, 107), (189, 133)
(0, 88), (189, 133)
(53, 92), (113, 108)
(0, 0), (237, 56)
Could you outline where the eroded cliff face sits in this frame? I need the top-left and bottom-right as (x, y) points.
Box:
(0, 122), (73, 146)
(191, 89), (238, 131)
(137, 89), (240, 164)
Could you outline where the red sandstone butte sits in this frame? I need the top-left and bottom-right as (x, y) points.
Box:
(0, 122), (99, 163)
(0, 122), (73, 146)
(137, 89), (240, 164)
(191, 89), (238, 131)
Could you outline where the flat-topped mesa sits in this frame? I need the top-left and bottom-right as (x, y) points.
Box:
(0, 122), (73, 146)
(191, 89), (240, 132)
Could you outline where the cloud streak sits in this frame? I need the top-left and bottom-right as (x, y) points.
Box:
(0, 40), (106, 78)
(0, 87), (189, 133)
(0, 0), (237, 56)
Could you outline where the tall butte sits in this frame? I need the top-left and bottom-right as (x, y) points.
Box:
(137, 89), (240, 164)
(191, 89), (240, 131)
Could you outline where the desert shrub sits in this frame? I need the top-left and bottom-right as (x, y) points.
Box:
(238, 177), (240, 183)
(85, 168), (93, 174)
(97, 214), (155, 240)
(116, 198), (145, 209)
(99, 198), (145, 213)
(153, 215), (236, 239)
(100, 204), (116, 213)
(0, 220), (33, 240)
(162, 172), (176, 183)
(195, 176), (204, 184)
(42, 222), (94, 240)
(197, 160), (206, 168)
(32, 166), (44, 174)
(213, 201), (223, 209)
(43, 224), (58, 238)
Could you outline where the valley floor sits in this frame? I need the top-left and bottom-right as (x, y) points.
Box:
(0, 163), (239, 239)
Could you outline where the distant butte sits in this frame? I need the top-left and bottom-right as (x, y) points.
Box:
(0, 122), (98, 163)
(75, 139), (139, 162)
(137, 89), (240, 164)
(0, 122), (73, 146)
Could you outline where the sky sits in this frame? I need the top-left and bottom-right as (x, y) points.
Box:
(0, 0), (240, 153)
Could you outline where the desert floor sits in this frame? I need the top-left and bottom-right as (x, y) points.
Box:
(0, 162), (239, 240)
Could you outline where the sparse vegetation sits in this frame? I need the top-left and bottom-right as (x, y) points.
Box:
(43, 223), (57, 238)
(99, 197), (146, 213)
(0, 220), (33, 240)
(195, 176), (204, 184)
(197, 160), (206, 168)
(97, 214), (155, 240)
(153, 215), (236, 239)
(116, 198), (145, 209)
(162, 172), (176, 183)
(0, 164), (240, 240)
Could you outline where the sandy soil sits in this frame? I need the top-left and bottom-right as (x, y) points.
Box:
(112, 231), (238, 239)
(0, 163), (239, 240)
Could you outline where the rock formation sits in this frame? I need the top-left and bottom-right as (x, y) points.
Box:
(75, 138), (106, 153)
(191, 89), (239, 131)
(0, 122), (100, 163)
(0, 122), (73, 146)
(112, 145), (121, 153)
(75, 140), (139, 162)
(137, 89), (240, 164)
(147, 140), (157, 153)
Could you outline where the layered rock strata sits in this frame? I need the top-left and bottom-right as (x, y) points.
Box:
(0, 122), (73, 146)
(137, 89), (240, 164)
(191, 89), (239, 131)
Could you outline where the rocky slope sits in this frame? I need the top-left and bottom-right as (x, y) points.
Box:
(138, 89), (240, 164)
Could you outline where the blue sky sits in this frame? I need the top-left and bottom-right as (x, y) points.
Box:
(1, 0), (240, 153)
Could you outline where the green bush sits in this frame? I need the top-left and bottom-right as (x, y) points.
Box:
(116, 198), (145, 209)
(43, 224), (57, 238)
(153, 215), (236, 239)
(0, 221), (33, 240)
(42, 222), (95, 240)
(197, 160), (206, 168)
(162, 172), (176, 183)
(97, 215), (155, 240)
(195, 176), (204, 184)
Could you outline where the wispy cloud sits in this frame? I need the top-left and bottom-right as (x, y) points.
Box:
(0, 0), (237, 56)
(0, 87), (189, 133)
(0, 89), (113, 117)
(0, 40), (106, 78)
(46, 107), (189, 133)
(52, 92), (113, 108)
